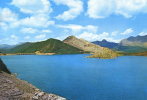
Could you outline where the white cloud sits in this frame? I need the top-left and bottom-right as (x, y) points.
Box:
(0, 36), (19, 45)
(139, 32), (147, 36)
(20, 27), (38, 34)
(57, 24), (98, 33)
(87, 0), (147, 18)
(20, 14), (55, 27)
(24, 36), (31, 39)
(11, 0), (52, 14)
(120, 28), (134, 35)
(54, 0), (83, 21)
(0, 8), (54, 30)
(10, 35), (18, 40)
(42, 29), (52, 33)
(78, 32), (109, 41)
(0, 22), (9, 30)
(111, 31), (118, 36)
(77, 31), (121, 42)
(0, 8), (18, 22)
(0, 8), (19, 30)
(77, 32), (99, 41)
(35, 34), (46, 39)
(9, 0), (54, 28)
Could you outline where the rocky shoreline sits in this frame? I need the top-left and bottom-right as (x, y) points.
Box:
(0, 58), (66, 100)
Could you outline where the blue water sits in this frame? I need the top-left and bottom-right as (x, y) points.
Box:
(1, 54), (147, 100)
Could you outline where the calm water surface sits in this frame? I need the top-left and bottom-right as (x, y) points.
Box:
(1, 54), (147, 100)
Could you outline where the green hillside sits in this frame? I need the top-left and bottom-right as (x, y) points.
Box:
(9, 38), (84, 54)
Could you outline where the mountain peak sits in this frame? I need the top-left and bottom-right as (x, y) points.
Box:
(63, 36), (78, 42)
(102, 39), (107, 42)
(67, 35), (77, 39)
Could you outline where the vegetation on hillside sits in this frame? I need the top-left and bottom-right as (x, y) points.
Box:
(8, 38), (85, 54)
(88, 48), (119, 59)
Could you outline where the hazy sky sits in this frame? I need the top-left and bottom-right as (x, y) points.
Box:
(0, 0), (147, 44)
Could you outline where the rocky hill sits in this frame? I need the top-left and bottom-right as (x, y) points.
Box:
(9, 38), (84, 54)
(63, 36), (118, 59)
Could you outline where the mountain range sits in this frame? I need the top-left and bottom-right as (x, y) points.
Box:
(0, 36), (118, 59)
(120, 35), (147, 47)
(0, 35), (147, 58)
(92, 35), (147, 53)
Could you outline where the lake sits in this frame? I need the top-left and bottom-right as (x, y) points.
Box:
(1, 54), (147, 100)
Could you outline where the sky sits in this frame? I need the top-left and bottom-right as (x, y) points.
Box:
(0, 0), (147, 45)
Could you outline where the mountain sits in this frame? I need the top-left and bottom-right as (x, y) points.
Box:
(0, 44), (16, 49)
(63, 36), (118, 59)
(0, 58), (11, 74)
(0, 44), (17, 53)
(92, 39), (119, 49)
(8, 38), (84, 54)
(114, 45), (147, 53)
(120, 35), (147, 47)
(92, 35), (147, 53)
(117, 35), (147, 53)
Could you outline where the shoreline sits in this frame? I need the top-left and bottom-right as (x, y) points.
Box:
(0, 52), (147, 58)
(0, 72), (66, 100)
(0, 53), (55, 56)
(0, 58), (66, 100)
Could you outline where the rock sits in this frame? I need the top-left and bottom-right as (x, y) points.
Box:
(0, 58), (11, 74)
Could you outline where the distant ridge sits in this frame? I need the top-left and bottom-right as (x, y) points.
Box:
(92, 39), (119, 49)
(63, 36), (118, 59)
(92, 35), (147, 53)
(120, 35), (147, 47)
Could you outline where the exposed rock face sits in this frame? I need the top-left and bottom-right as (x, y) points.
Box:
(63, 36), (118, 59)
(64, 36), (101, 53)
(0, 58), (11, 74)
(120, 35), (147, 47)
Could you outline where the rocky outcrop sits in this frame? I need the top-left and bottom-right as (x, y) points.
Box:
(0, 58), (11, 74)
(63, 36), (118, 59)
(0, 59), (66, 100)
(0, 72), (66, 100)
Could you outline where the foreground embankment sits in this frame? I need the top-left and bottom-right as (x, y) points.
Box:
(0, 58), (66, 100)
